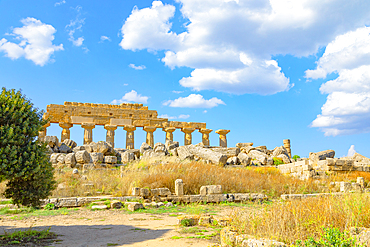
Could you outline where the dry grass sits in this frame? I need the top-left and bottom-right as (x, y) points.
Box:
(229, 193), (370, 244)
(51, 159), (329, 198)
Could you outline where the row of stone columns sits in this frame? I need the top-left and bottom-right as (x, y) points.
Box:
(41, 122), (230, 149)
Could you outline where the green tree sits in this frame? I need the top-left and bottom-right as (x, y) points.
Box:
(0, 87), (56, 207)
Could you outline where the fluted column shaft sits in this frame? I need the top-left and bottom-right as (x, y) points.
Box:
(59, 122), (73, 142)
(124, 125), (136, 150)
(39, 122), (50, 140)
(81, 123), (95, 145)
(104, 124), (117, 148)
(143, 126), (156, 147)
(181, 127), (195, 145)
(283, 139), (291, 158)
(215, 129), (230, 147)
(164, 127), (176, 142)
(199, 128), (213, 146)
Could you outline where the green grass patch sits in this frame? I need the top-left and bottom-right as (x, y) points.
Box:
(0, 227), (56, 246)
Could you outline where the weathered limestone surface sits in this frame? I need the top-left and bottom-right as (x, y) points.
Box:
(123, 125), (136, 150)
(90, 152), (104, 165)
(59, 122), (73, 142)
(163, 127), (176, 142)
(208, 147), (240, 158)
(75, 150), (90, 164)
(199, 128), (212, 146)
(63, 139), (77, 149)
(65, 153), (76, 167)
(177, 146), (194, 160)
(187, 145), (228, 165)
(143, 126), (156, 147)
(81, 123), (95, 145)
(309, 150), (335, 164)
(58, 143), (72, 153)
(215, 129), (230, 147)
(238, 152), (251, 166)
(236, 143), (253, 148)
(181, 127), (195, 145)
(104, 124), (117, 148)
(175, 179), (184, 196)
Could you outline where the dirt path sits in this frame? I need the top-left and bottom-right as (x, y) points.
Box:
(0, 208), (225, 247)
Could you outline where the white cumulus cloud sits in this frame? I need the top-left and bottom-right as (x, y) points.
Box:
(129, 64), (146, 70)
(111, 90), (149, 104)
(307, 27), (370, 136)
(120, 0), (370, 96)
(163, 94), (225, 108)
(0, 17), (63, 66)
(347, 145), (356, 157)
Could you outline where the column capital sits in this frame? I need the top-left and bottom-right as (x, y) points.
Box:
(81, 122), (95, 129)
(199, 128), (212, 134)
(164, 127), (176, 133)
(104, 124), (117, 131)
(123, 125), (136, 132)
(59, 122), (73, 129)
(143, 126), (157, 132)
(215, 129), (230, 135)
(181, 127), (195, 134)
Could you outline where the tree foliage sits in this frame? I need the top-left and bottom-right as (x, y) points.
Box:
(0, 87), (56, 207)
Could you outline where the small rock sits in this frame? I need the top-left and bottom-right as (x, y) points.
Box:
(92, 205), (108, 210)
(110, 200), (122, 209)
(73, 169), (79, 174)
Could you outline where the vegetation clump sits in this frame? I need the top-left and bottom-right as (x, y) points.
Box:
(0, 87), (56, 207)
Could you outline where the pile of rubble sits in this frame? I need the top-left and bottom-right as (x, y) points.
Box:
(278, 150), (370, 180)
(44, 135), (293, 169)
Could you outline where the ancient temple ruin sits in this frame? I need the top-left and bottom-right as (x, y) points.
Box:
(39, 102), (230, 148)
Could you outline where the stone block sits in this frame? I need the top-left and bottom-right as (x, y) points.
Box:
(227, 156), (239, 165)
(63, 139), (77, 149)
(237, 153), (251, 166)
(340, 182), (351, 192)
(110, 200), (122, 209)
(140, 142), (152, 153)
(94, 141), (110, 154)
(208, 147), (240, 158)
(140, 188), (150, 198)
(73, 146), (85, 153)
(44, 136), (59, 148)
(121, 151), (135, 163)
(236, 143), (253, 148)
(57, 153), (66, 164)
(150, 188), (159, 196)
(75, 150), (90, 164)
(357, 177), (365, 188)
(90, 152), (104, 165)
(59, 143), (72, 153)
(200, 185), (222, 195)
(125, 202), (144, 211)
(131, 187), (141, 196)
(65, 153), (76, 168)
(104, 156), (117, 164)
(92, 205), (108, 210)
(158, 188), (171, 196)
(50, 153), (61, 164)
(177, 146), (194, 160)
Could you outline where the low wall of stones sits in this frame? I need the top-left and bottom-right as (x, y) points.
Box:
(278, 158), (370, 179)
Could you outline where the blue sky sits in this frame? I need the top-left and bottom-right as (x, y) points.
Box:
(1, 0), (370, 157)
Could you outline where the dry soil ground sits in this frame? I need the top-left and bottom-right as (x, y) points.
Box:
(0, 206), (233, 247)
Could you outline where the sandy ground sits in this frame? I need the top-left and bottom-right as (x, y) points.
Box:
(0, 208), (223, 247)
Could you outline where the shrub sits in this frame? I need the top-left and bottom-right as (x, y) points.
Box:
(294, 227), (358, 247)
(0, 88), (56, 207)
(273, 157), (284, 165)
(293, 155), (301, 161)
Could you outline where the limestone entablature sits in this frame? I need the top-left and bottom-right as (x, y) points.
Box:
(44, 102), (206, 129)
(41, 102), (230, 149)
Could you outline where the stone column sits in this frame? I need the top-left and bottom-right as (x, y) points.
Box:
(164, 127), (176, 142)
(59, 122), (73, 142)
(283, 139), (291, 158)
(215, 129), (230, 147)
(124, 125), (136, 150)
(104, 124), (117, 148)
(199, 128), (213, 146)
(38, 122), (50, 140)
(175, 179), (184, 196)
(143, 126), (156, 147)
(181, 127), (195, 145)
(81, 123), (95, 145)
